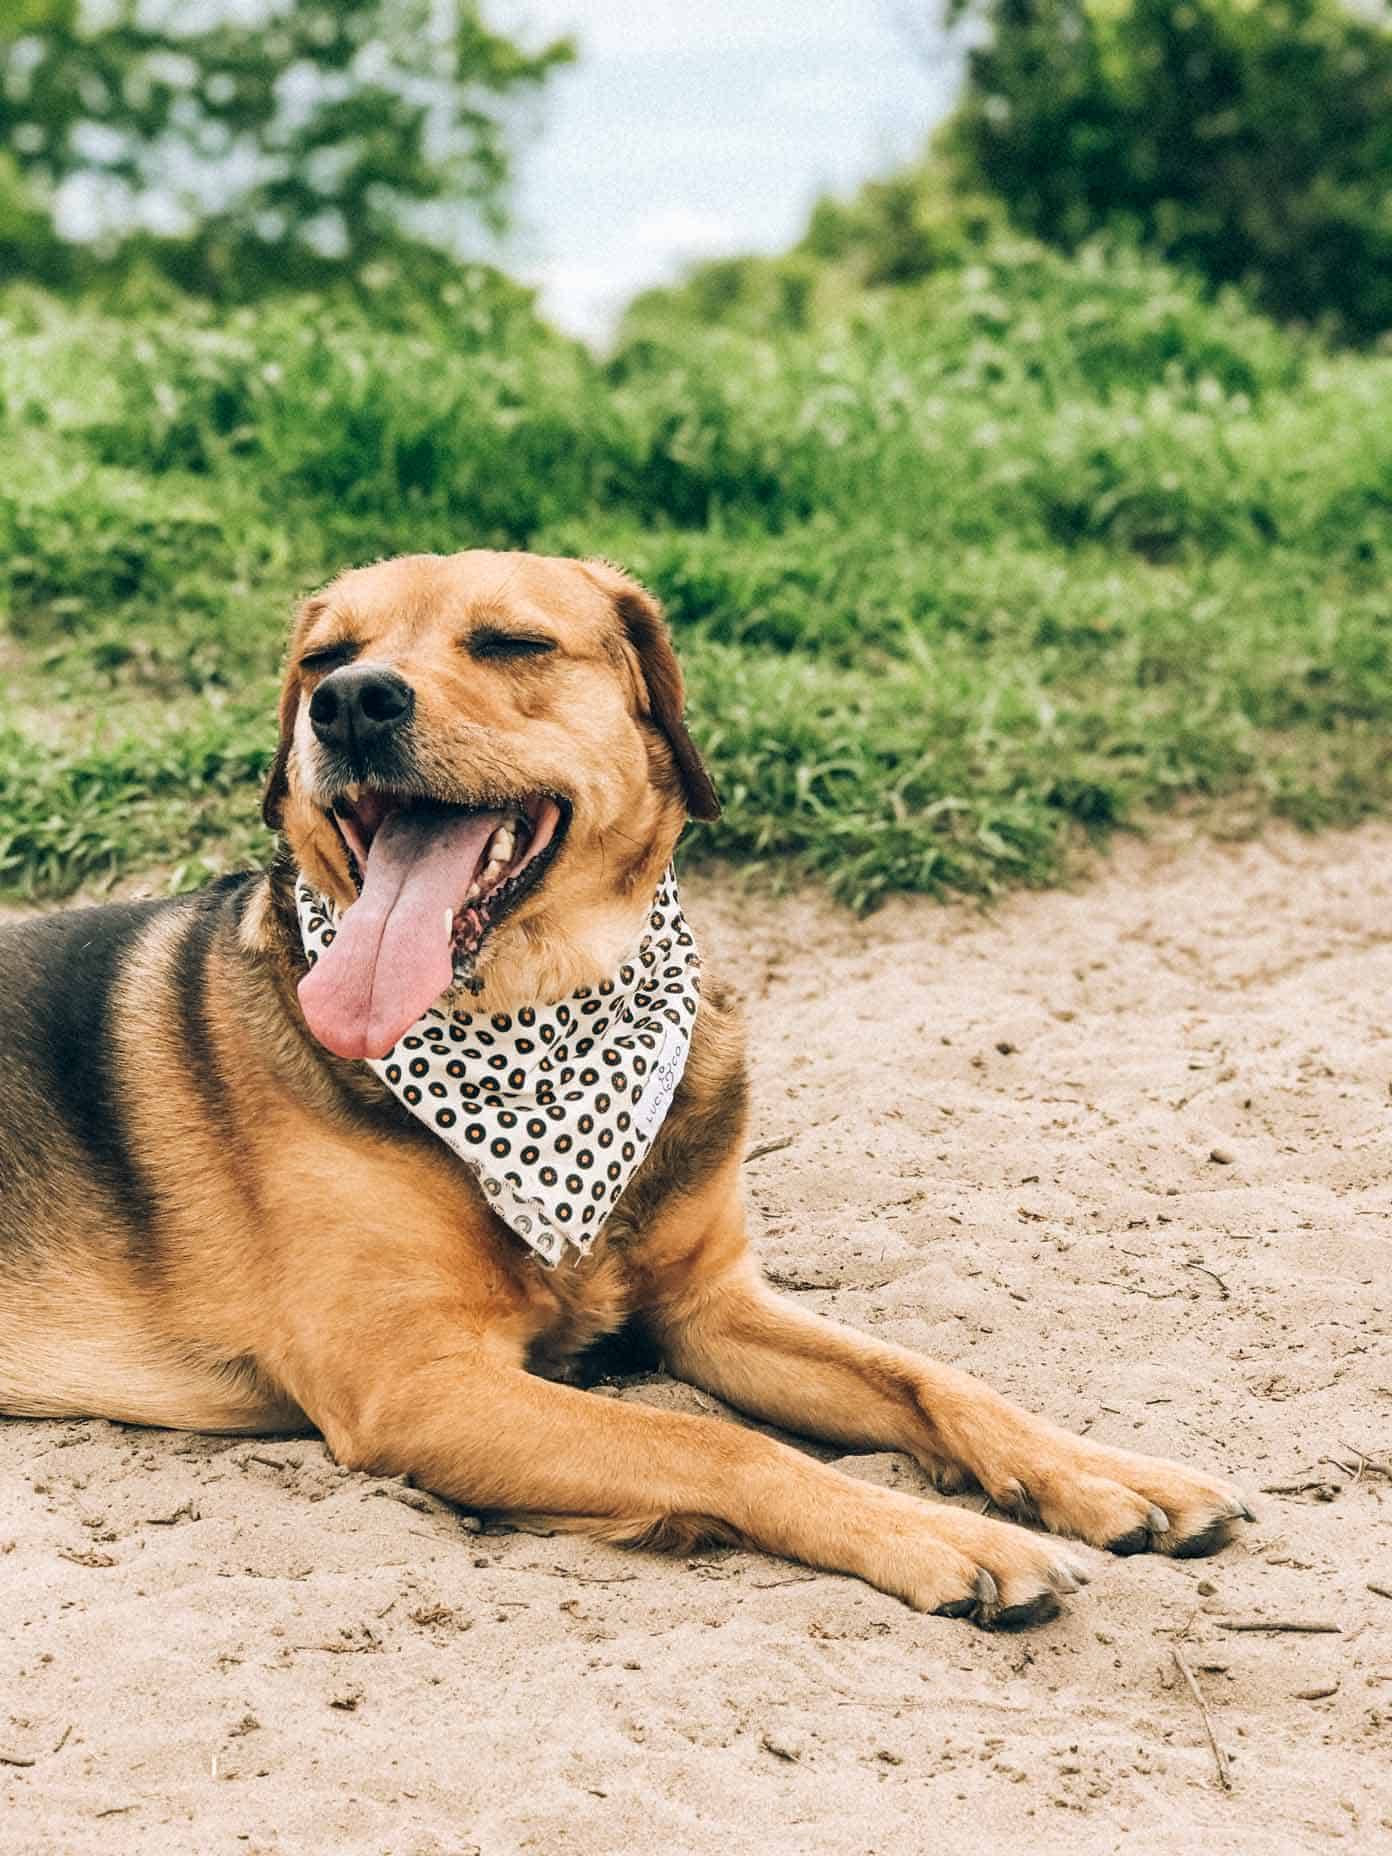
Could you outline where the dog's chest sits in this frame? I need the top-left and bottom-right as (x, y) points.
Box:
(519, 1242), (651, 1385)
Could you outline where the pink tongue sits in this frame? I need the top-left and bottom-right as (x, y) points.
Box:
(298, 806), (503, 1060)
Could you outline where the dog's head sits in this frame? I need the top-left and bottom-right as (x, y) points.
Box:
(264, 550), (718, 1059)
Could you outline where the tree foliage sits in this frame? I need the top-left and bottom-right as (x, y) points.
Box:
(0, 0), (571, 300)
(944, 0), (1392, 340)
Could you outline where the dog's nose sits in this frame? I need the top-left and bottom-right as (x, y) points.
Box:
(309, 664), (415, 757)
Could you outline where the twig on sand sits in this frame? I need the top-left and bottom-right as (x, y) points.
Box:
(1322, 1454), (1361, 1484)
(1184, 1261), (1231, 1298)
(1217, 1619), (1342, 1635)
(0, 1722), (73, 1767)
(1260, 1479), (1339, 1499)
(1100, 1279), (1184, 1301)
(550, 1566), (637, 1585)
(1340, 1442), (1391, 1479)
(1159, 1605), (1202, 1643)
(1172, 1649), (1232, 1791)
(746, 1135), (794, 1164)
(765, 1271), (839, 1292)
(1366, 1583), (1392, 1602)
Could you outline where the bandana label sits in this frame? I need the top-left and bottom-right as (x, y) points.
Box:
(634, 1019), (684, 1140)
(296, 868), (700, 1266)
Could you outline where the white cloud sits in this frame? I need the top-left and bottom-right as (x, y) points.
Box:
(504, 0), (892, 59)
(627, 206), (741, 259)
(504, 7), (958, 339)
(524, 204), (748, 339)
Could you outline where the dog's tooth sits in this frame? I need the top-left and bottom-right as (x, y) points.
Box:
(464, 881), (480, 903)
(443, 908), (454, 941)
(479, 858), (504, 888)
(489, 823), (515, 864)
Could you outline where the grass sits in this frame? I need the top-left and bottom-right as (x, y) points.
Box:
(2, 236), (1391, 907)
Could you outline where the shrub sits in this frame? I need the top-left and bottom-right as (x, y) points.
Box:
(944, 0), (1392, 342)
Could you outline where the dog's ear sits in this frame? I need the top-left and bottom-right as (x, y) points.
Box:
(260, 673), (300, 830)
(582, 560), (721, 822)
(262, 594), (325, 829)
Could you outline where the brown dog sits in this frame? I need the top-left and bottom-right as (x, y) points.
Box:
(0, 551), (1251, 1627)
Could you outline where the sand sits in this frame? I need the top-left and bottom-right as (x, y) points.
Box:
(2, 822), (1390, 1855)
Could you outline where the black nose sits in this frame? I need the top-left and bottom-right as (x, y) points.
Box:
(308, 664), (415, 758)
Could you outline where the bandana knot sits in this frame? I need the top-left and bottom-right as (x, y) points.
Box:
(296, 868), (700, 1265)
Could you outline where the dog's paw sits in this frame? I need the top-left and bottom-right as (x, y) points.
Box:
(980, 1436), (1254, 1561)
(876, 1502), (1095, 1629)
(1099, 1455), (1255, 1561)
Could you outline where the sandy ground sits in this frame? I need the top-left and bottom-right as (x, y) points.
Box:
(2, 823), (1390, 1855)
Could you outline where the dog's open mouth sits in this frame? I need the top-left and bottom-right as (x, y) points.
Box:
(329, 787), (566, 955)
(297, 788), (568, 1061)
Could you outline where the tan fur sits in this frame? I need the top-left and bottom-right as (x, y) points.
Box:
(0, 550), (1251, 1626)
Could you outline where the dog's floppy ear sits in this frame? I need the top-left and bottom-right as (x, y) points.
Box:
(262, 594), (326, 829)
(260, 673), (300, 830)
(581, 559), (721, 822)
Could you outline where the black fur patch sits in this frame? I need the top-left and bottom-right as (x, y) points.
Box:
(171, 881), (240, 1116)
(0, 899), (171, 1242)
(170, 877), (263, 1219)
(0, 875), (262, 1256)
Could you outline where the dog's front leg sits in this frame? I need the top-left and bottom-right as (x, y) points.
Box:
(293, 1318), (1088, 1627)
(645, 1185), (1253, 1562)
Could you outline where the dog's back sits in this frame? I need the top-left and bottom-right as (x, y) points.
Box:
(0, 896), (177, 1255)
(0, 879), (307, 1430)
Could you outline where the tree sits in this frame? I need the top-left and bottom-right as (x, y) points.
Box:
(0, 0), (572, 300)
(941, 0), (1392, 340)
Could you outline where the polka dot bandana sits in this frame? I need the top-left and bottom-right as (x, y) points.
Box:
(296, 867), (701, 1266)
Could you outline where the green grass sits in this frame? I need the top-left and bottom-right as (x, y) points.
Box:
(2, 236), (1391, 907)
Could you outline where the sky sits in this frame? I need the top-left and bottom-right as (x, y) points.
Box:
(496, 1), (962, 338)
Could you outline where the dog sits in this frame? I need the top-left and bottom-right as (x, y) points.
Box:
(0, 550), (1252, 1628)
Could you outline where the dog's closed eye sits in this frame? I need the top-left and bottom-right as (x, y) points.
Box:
(469, 630), (557, 662)
(300, 640), (361, 674)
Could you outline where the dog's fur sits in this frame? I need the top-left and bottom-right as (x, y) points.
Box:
(0, 551), (1250, 1627)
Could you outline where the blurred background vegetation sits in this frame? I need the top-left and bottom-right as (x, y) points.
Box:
(2, 0), (1391, 906)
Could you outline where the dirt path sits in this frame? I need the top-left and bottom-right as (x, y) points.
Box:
(3, 824), (1390, 1854)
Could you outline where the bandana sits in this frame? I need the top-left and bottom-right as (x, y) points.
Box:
(295, 867), (700, 1265)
